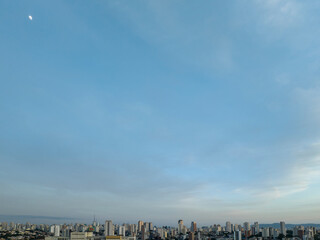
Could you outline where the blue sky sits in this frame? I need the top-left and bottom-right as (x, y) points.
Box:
(1, 0), (320, 226)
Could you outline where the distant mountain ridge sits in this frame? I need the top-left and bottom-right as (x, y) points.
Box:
(260, 223), (320, 228)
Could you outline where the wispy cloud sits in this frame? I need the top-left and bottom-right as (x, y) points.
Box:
(254, 0), (302, 28)
(105, 1), (236, 73)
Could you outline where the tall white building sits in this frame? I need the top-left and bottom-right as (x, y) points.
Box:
(119, 225), (126, 236)
(105, 220), (114, 236)
(262, 228), (269, 238)
(54, 225), (60, 237)
(280, 222), (286, 235)
(226, 222), (232, 233)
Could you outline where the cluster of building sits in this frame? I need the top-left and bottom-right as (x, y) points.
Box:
(0, 221), (46, 239)
(0, 220), (319, 240)
(223, 221), (316, 240)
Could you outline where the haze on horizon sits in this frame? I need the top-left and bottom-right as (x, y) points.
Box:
(1, 0), (320, 226)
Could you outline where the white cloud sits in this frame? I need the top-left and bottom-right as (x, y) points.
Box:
(227, 139), (320, 205)
(254, 0), (302, 28)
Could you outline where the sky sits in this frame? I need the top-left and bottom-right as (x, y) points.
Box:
(1, 0), (320, 226)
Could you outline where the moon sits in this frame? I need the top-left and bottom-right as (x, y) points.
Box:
(28, 15), (32, 20)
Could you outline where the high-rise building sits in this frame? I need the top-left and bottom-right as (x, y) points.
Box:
(182, 225), (187, 235)
(243, 222), (250, 231)
(141, 225), (145, 240)
(130, 224), (137, 235)
(251, 226), (255, 235)
(62, 229), (70, 238)
(191, 222), (197, 232)
(119, 226), (126, 236)
(234, 231), (242, 240)
(262, 228), (269, 238)
(280, 222), (286, 235)
(234, 224), (239, 232)
(138, 221), (143, 233)
(149, 222), (153, 231)
(268, 227), (274, 238)
(144, 222), (149, 232)
(105, 220), (114, 236)
(189, 232), (195, 240)
(157, 228), (168, 239)
(144, 222), (153, 232)
(226, 222), (232, 233)
(254, 222), (259, 235)
(54, 225), (60, 237)
(178, 220), (184, 234)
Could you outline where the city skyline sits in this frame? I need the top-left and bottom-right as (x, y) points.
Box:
(1, 219), (318, 240)
(0, 219), (312, 228)
(1, 0), (320, 225)
(0, 215), (319, 227)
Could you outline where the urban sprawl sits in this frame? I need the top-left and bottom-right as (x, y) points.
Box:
(1, 220), (319, 240)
